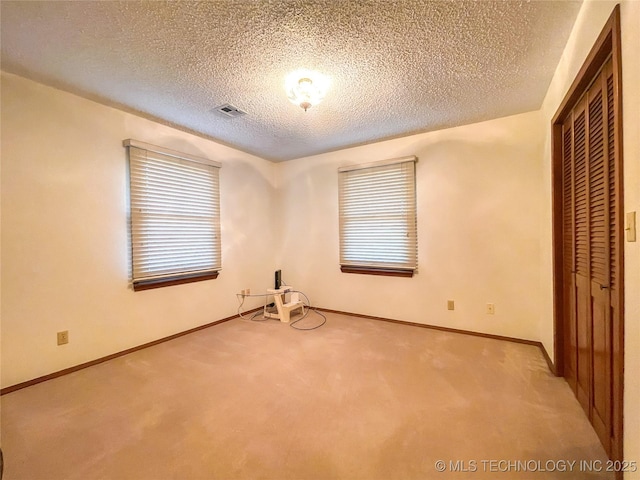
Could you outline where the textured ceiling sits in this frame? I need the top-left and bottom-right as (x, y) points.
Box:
(1, 1), (582, 162)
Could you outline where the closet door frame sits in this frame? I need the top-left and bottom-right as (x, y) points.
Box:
(551, 4), (623, 466)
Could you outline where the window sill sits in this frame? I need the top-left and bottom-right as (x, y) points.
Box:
(340, 266), (414, 277)
(133, 271), (219, 291)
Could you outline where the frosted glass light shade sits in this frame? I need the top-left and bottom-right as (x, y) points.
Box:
(285, 69), (330, 111)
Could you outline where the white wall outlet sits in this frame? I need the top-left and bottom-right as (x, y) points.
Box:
(245, 288), (250, 295)
(486, 303), (495, 315)
(447, 300), (455, 311)
(57, 330), (69, 345)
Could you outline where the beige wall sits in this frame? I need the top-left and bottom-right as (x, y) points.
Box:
(0, 72), (277, 388)
(539, 0), (640, 474)
(1, 76), (546, 385)
(275, 111), (544, 341)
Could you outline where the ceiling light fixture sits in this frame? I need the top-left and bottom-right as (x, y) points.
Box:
(285, 69), (329, 112)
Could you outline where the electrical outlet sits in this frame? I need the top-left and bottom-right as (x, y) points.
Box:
(57, 331), (69, 345)
(246, 288), (250, 295)
(447, 300), (455, 311)
(486, 303), (495, 315)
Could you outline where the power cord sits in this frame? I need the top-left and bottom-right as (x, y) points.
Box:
(279, 280), (326, 330)
(236, 293), (273, 321)
(282, 290), (326, 330)
(235, 288), (326, 330)
(280, 280), (327, 330)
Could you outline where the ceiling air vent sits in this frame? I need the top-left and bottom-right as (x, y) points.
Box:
(214, 103), (246, 118)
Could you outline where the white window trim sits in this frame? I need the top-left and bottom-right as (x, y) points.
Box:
(123, 139), (221, 168)
(338, 155), (417, 173)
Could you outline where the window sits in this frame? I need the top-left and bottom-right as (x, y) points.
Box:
(124, 139), (221, 291)
(338, 156), (418, 277)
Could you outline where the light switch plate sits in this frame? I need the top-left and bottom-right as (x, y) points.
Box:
(627, 211), (636, 242)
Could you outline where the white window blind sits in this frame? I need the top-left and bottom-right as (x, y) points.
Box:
(338, 156), (417, 273)
(125, 140), (221, 289)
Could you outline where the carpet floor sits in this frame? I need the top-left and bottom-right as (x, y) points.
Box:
(1, 312), (611, 479)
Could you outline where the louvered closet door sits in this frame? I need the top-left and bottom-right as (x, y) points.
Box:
(562, 57), (616, 457)
(572, 94), (591, 414)
(605, 58), (621, 460)
(589, 60), (615, 454)
(562, 116), (577, 394)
